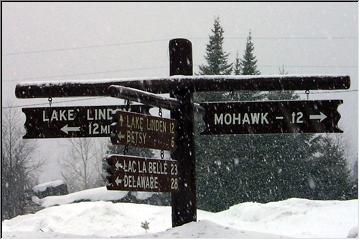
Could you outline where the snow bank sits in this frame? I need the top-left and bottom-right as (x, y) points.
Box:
(3, 201), (173, 238)
(132, 220), (287, 239)
(2, 198), (357, 238)
(212, 198), (358, 238)
(2, 231), (94, 239)
(32, 180), (64, 193)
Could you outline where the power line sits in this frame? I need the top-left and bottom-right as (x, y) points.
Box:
(3, 64), (357, 83)
(226, 36), (357, 40)
(193, 64), (357, 69)
(3, 66), (168, 82)
(225, 90), (358, 94)
(3, 97), (103, 109)
(259, 65), (357, 69)
(4, 39), (169, 56)
(4, 36), (357, 56)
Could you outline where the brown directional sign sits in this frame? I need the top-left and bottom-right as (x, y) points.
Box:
(105, 155), (178, 192)
(22, 105), (151, 139)
(201, 100), (343, 135)
(110, 110), (176, 150)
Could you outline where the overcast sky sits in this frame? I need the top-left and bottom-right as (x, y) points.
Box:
(2, 2), (358, 182)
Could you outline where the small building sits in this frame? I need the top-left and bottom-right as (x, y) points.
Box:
(32, 180), (68, 199)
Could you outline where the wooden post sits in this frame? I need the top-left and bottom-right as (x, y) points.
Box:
(16, 76), (351, 98)
(107, 85), (204, 112)
(108, 85), (181, 110)
(169, 38), (197, 227)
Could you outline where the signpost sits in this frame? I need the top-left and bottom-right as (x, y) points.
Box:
(22, 105), (150, 139)
(14, 38), (351, 228)
(201, 100), (343, 135)
(169, 39), (197, 227)
(110, 110), (176, 150)
(105, 155), (178, 192)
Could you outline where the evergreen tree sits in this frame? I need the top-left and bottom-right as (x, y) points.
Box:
(198, 17), (232, 75)
(231, 31), (264, 101)
(349, 161), (358, 199)
(267, 65), (298, 100)
(278, 64), (288, 75)
(306, 136), (353, 200)
(233, 52), (241, 75)
(241, 31), (260, 75)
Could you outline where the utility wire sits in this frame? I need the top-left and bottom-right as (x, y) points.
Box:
(226, 36), (357, 40)
(3, 66), (168, 82)
(4, 36), (357, 56)
(3, 97), (103, 109)
(3, 64), (357, 82)
(4, 39), (169, 56)
(259, 65), (357, 69)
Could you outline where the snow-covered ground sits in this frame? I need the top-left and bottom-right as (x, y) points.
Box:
(2, 192), (358, 239)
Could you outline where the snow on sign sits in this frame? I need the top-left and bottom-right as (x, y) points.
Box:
(22, 105), (150, 139)
(110, 110), (176, 150)
(105, 155), (178, 192)
(201, 100), (343, 135)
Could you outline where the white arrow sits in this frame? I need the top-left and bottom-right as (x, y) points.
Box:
(115, 161), (123, 170)
(61, 124), (80, 134)
(118, 132), (125, 140)
(309, 112), (327, 122)
(115, 176), (122, 185)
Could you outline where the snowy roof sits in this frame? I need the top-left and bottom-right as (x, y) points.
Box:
(32, 180), (65, 193)
(35, 186), (140, 207)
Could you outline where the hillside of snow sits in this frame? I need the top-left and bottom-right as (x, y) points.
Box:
(2, 195), (358, 238)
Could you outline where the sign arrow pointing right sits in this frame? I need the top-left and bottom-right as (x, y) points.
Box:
(309, 112), (327, 122)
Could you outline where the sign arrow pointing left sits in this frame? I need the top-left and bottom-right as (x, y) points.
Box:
(115, 176), (122, 185)
(115, 161), (123, 170)
(61, 124), (81, 134)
